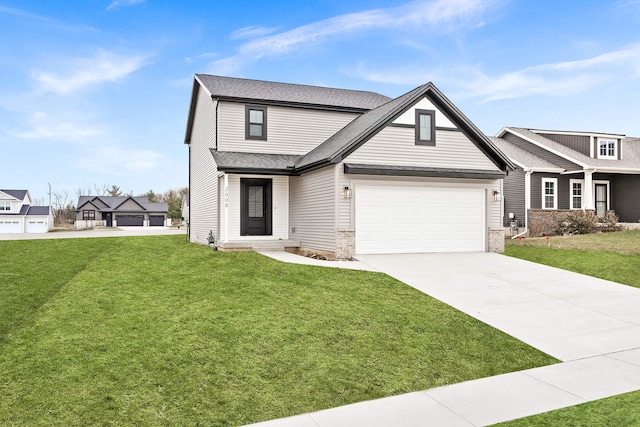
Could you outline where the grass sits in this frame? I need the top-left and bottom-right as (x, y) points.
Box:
(0, 235), (555, 426)
(496, 230), (640, 426)
(505, 230), (640, 288)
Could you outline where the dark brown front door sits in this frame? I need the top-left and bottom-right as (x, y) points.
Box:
(241, 178), (272, 236)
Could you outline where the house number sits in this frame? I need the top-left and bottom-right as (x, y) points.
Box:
(224, 187), (229, 208)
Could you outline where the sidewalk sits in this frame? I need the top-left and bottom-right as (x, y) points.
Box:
(244, 251), (640, 426)
(0, 227), (186, 241)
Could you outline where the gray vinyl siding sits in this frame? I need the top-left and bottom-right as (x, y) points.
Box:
(289, 166), (336, 252)
(530, 173), (571, 210)
(538, 133), (590, 156)
(189, 85), (219, 245)
(503, 168), (525, 226)
(503, 132), (580, 171)
(346, 127), (499, 170)
(610, 174), (640, 222)
(218, 102), (358, 155)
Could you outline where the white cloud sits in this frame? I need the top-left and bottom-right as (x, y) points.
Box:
(30, 49), (149, 95)
(209, 0), (499, 74)
(78, 146), (162, 174)
(5, 111), (105, 142)
(184, 52), (218, 64)
(349, 43), (640, 102)
(107, 0), (145, 11)
(230, 25), (281, 40)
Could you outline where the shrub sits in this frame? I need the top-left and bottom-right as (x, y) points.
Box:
(601, 211), (621, 232)
(555, 210), (598, 235)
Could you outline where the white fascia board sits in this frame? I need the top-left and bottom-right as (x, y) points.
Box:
(529, 129), (625, 139)
(530, 167), (565, 174)
(505, 128), (589, 169)
(592, 167), (640, 174)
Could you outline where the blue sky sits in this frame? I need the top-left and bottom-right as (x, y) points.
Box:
(2, 0), (640, 203)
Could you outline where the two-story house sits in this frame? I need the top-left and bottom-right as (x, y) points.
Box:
(491, 128), (640, 233)
(184, 75), (514, 258)
(0, 189), (53, 233)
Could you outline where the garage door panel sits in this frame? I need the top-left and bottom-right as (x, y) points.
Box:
(355, 185), (485, 254)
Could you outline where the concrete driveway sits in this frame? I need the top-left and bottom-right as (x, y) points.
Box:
(356, 252), (640, 362)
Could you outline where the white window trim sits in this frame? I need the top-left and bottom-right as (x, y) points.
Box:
(597, 138), (617, 160)
(0, 201), (10, 211)
(542, 177), (558, 210)
(569, 179), (584, 210)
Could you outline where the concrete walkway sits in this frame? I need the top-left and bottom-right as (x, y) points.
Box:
(245, 252), (640, 426)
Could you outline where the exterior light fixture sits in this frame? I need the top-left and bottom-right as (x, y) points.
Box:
(492, 190), (502, 202)
(342, 186), (352, 199)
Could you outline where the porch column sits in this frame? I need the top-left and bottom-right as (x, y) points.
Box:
(223, 173), (229, 243)
(524, 170), (532, 227)
(583, 170), (594, 210)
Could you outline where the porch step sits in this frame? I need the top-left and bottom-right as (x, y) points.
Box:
(216, 239), (300, 252)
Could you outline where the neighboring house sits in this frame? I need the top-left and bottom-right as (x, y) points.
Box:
(75, 196), (169, 229)
(184, 74), (514, 258)
(181, 194), (189, 225)
(492, 128), (640, 231)
(0, 189), (53, 233)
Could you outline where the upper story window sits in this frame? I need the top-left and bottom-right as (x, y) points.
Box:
(83, 210), (95, 220)
(246, 106), (267, 140)
(598, 139), (617, 159)
(542, 178), (557, 209)
(415, 109), (435, 146)
(0, 201), (10, 211)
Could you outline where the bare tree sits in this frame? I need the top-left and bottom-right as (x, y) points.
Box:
(94, 183), (109, 196)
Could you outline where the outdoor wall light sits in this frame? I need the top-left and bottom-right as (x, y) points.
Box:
(342, 186), (353, 199)
(492, 190), (502, 202)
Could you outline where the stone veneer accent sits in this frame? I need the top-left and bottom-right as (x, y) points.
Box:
(528, 209), (575, 237)
(488, 227), (504, 253)
(336, 228), (355, 260)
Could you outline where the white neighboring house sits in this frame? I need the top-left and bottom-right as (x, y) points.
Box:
(181, 194), (189, 226)
(0, 189), (54, 233)
(184, 75), (515, 258)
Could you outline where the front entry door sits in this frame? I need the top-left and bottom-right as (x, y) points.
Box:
(105, 212), (113, 227)
(595, 184), (608, 217)
(241, 178), (272, 236)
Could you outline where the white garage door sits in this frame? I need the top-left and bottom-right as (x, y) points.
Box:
(355, 185), (486, 254)
(26, 220), (48, 233)
(0, 220), (22, 233)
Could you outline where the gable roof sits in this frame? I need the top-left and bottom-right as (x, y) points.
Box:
(295, 82), (515, 172)
(0, 189), (27, 200)
(498, 127), (640, 172)
(195, 74), (391, 111)
(489, 136), (564, 172)
(75, 196), (167, 212)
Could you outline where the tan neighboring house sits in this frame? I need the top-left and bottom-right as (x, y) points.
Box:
(0, 189), (53, 233)
(75, 196), (169, 229)
(183, 75), (514, 258)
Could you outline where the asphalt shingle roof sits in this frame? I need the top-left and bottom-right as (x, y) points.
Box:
(196, 74), (391, 110)
(211, 151), (301, 172)
(489, 136), (563, 170)
(506, 127), (640, 170)
(1, 189), (28, 200)
(76, 196), (167, 212)
(26, 206), (50, 216)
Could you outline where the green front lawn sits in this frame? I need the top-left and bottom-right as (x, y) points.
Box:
(0, 235), (555, 426)
(498, 230), (640, 426)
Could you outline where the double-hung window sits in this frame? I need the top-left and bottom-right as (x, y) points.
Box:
(598, 139), (617, 159)
(83, 210), (95, 220)
(0, 201), (10, 211)
(570, 179), (584, 209)
(542, 178), (557, 209)
(246, 106), (267, 140)
(415, 109), (435, 146)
